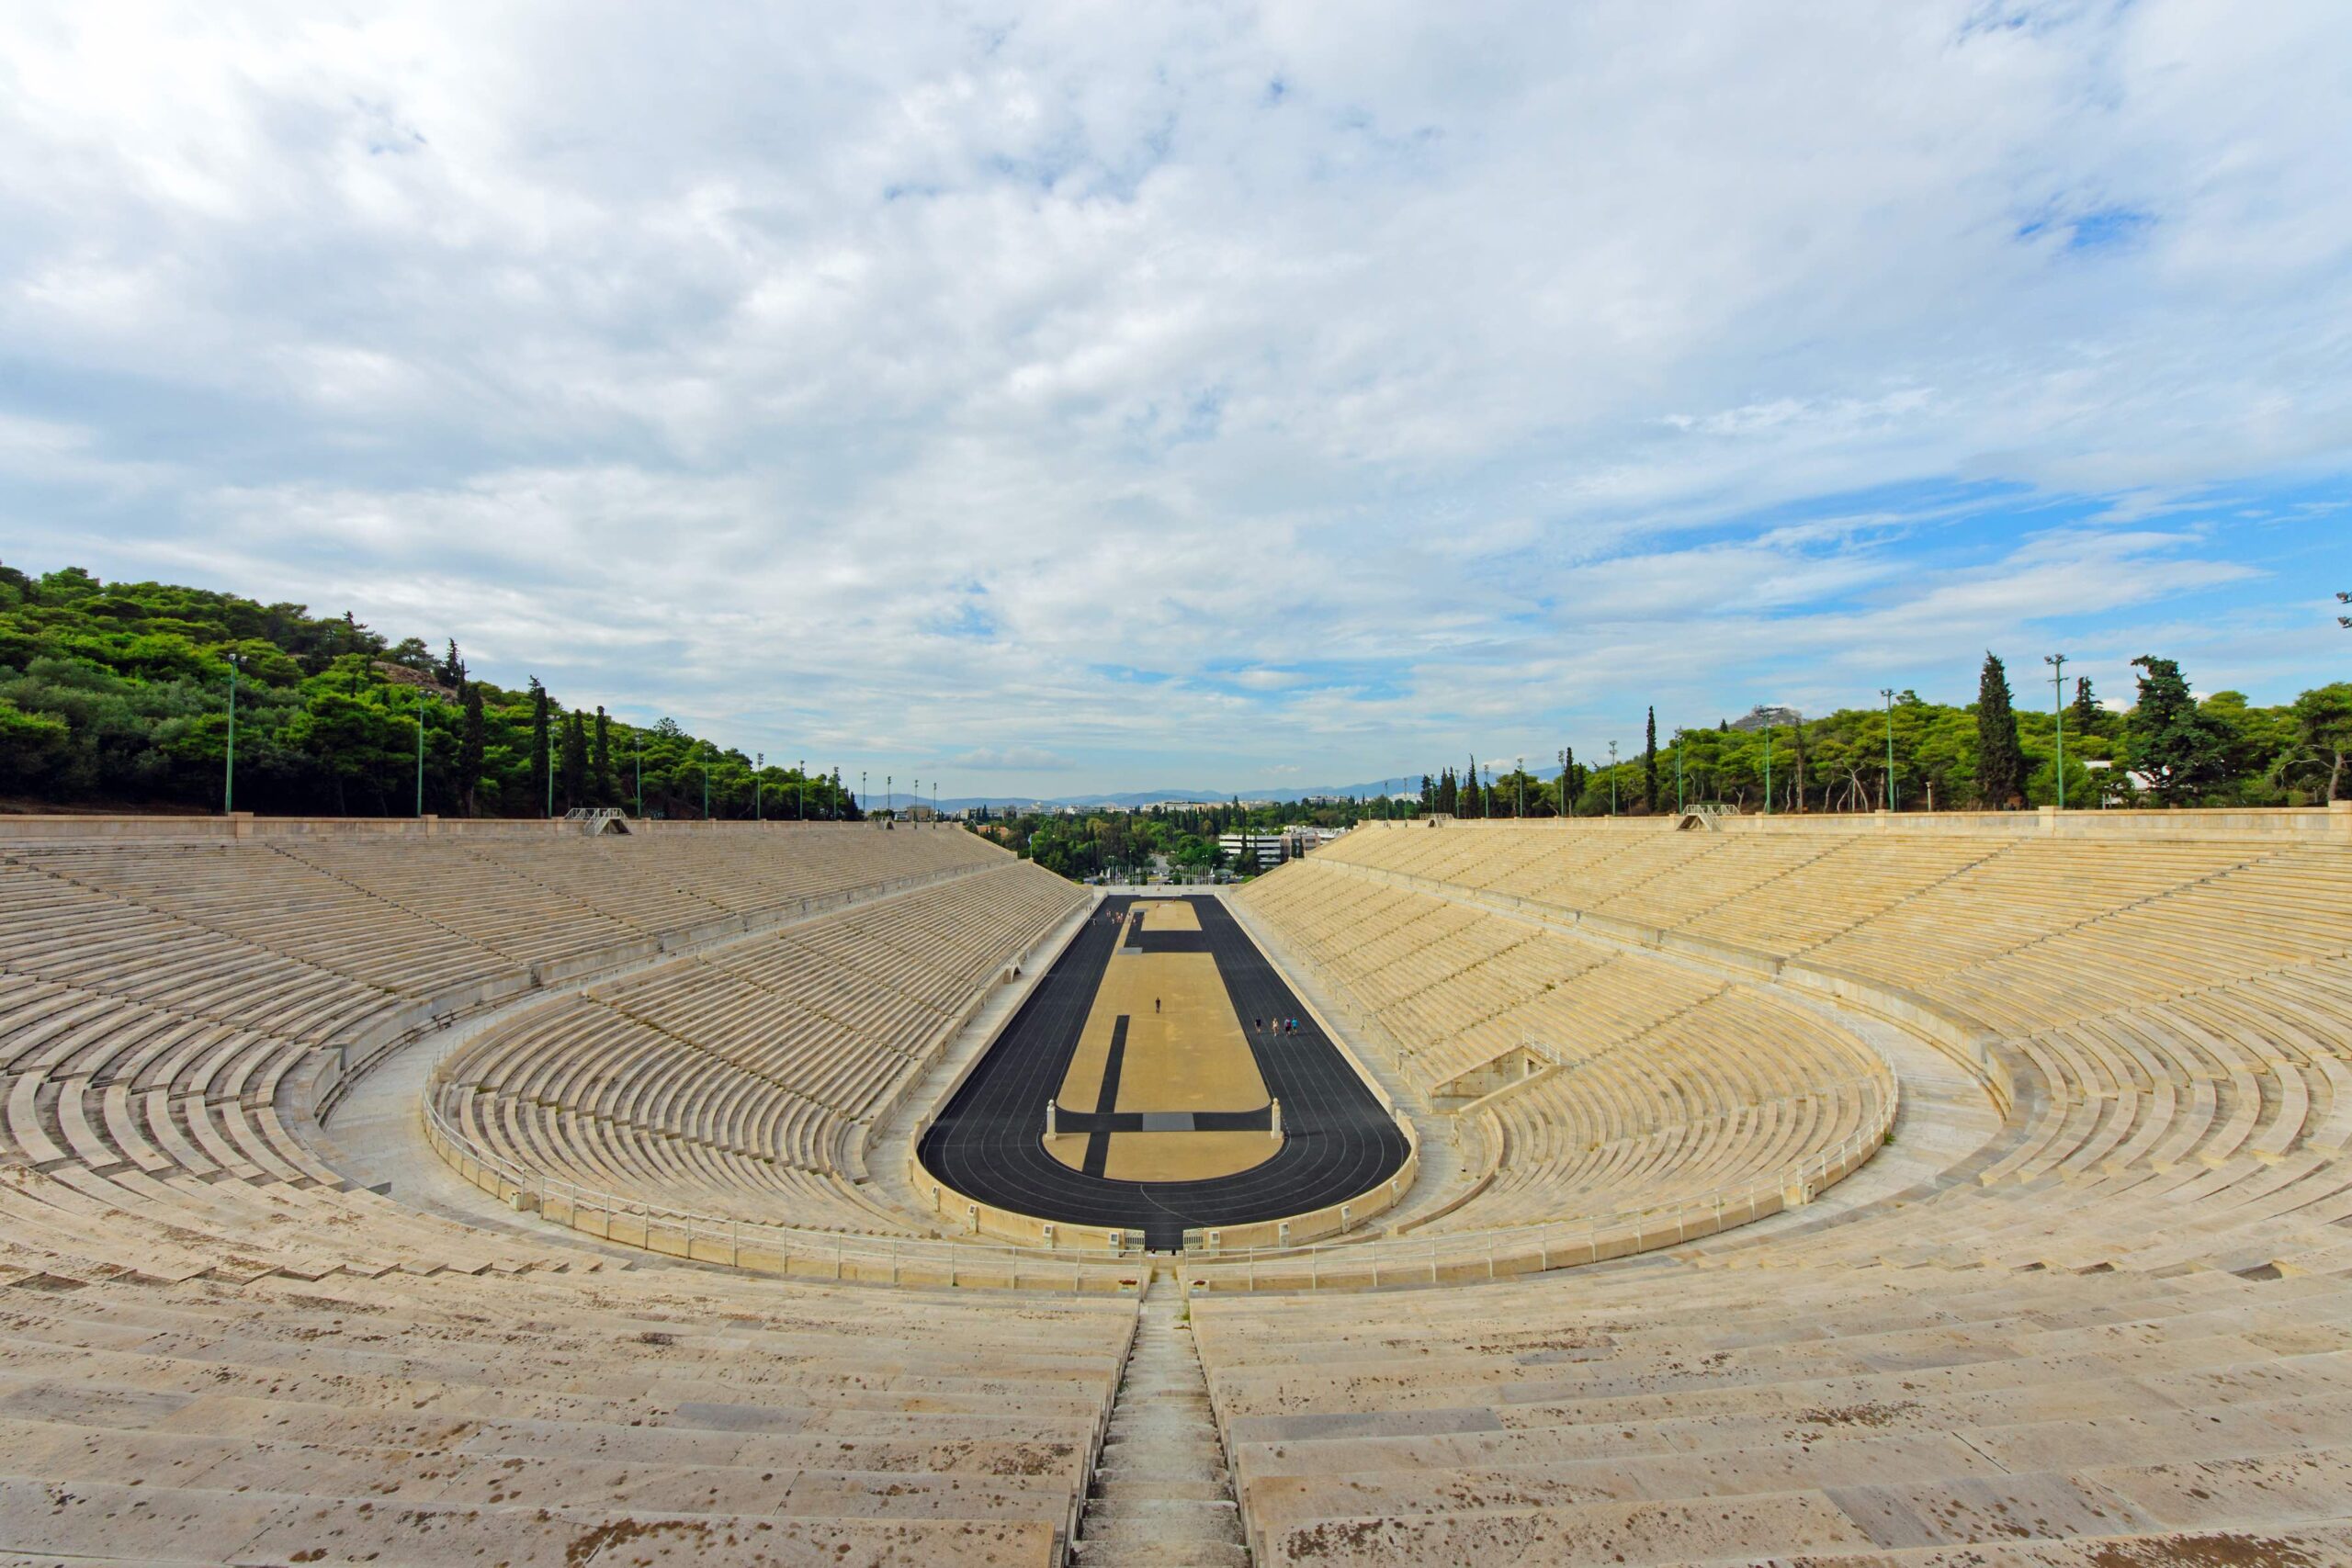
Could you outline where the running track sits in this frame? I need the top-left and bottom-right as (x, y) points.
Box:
(916, 895), (1410, 1250)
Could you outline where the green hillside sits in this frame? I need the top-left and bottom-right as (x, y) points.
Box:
(1, 558), (2342, 820)
(0, 561), (855, 819)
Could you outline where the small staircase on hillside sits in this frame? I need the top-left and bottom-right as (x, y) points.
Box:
(1074, 1273), (1248, 1566)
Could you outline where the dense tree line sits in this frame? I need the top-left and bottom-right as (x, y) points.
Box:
(982, 796), (1390, 882)
(5, 561), (2345, 829)
(0, 562), (859, 819)
(1412, 653), (2350, 818)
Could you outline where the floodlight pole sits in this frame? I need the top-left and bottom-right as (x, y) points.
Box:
(701, 747), (709, 820)
(1675, 738), (1684, 814)
(1608, 741), (1619, 817)
(634, 731), (642, 818)
(756, 752), (763, 822)
(1516, 757), (1524, 818)
(1764, 726), (1773, 817)
(2045, 654), (2068, 811)
(221, 653), (239, 816)
(861, 770), (867, 818)
(799, 758), (807, 820)
(1882, 682), (1900, 808)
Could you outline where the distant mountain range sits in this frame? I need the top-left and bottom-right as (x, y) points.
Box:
(932, 781), (1416, 811)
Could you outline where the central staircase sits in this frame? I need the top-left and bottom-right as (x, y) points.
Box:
(1076, 1272), (1250, 1565)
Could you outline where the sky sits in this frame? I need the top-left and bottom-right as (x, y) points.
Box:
(2, 2), (2347, 798)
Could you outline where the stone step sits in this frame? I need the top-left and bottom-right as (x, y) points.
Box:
(1079, 1502), (1245, 1544)
(1072, 1540), (1250, 1567)
(1089, 1475), (1233, 1502)
(1078, 1286), (1249, 1561)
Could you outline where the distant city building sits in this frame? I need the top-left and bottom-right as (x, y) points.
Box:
(1218, 831), (1286, 870)
(1283, 826), (1347, 857)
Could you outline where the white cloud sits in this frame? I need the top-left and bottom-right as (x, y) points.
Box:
(951, 747), (1076, 773)
(1, 1), (2346, 793)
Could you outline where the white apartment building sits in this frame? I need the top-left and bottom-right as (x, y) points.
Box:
(1218, 831), (1286, 870)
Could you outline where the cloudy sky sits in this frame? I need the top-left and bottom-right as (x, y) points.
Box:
(3, 3), (2346, 796)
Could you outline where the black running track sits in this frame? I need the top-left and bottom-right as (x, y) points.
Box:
(917, 896), (1410, 1250)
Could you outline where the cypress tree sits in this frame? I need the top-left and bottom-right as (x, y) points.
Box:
(456, 681), (485, 818)
(1791, 712), (1807, 814)
(1974, 653), (2026, 808)
(528, 679), (551, 817)
(1644, 707), (1659, 814)
(592, 707), (614, 805)
(1560, 745), (1576, 818)
(2069, 676), (2100, 739)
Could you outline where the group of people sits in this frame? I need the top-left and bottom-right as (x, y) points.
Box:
(1252, 1015), (1303, 1037)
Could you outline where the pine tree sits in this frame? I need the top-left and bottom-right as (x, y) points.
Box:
(2128, 655), (2228, 806)
(2069, 676), (2100, 739)
(456, 681), (485, 818)
(438, 639), (467, 687)
(1974, 653), (2026, 808)
(560, 711), (588, 810)
(527, 679), (551, 817)
(1644, 707), (1659, 814)
(1560, 746), (1576, 818)
(592, 707), (614, 805)
(1436, 767), (1458, 816)
(1463, 755), (1481, 818)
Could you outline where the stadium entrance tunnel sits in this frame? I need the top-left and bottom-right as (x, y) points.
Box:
(915, 895), (1412, 1250)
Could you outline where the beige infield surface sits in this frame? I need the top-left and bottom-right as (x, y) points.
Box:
(1043, 899), (1278, 1182)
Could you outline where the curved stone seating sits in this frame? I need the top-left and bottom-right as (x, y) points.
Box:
(433, 862), (1085, 1234)
(0, 824), (1075, 1278)
(0, 822), (1125, 1562)
(1428, 988), (1889, 1234)
(1237, 868), (1889, 1247)
(1207, 818), (2352, 1561)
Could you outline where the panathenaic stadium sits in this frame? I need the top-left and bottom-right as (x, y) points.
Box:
(3, 804), (2349, 1567)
